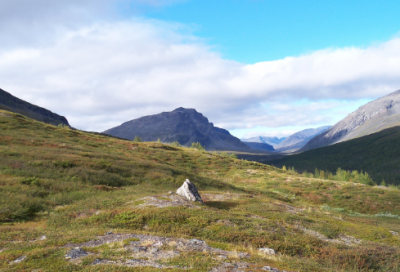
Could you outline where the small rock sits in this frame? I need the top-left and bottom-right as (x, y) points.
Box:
(132, 246), (147, 253)
(0, 248), (7, 253)
(92, 259), (103, 265)
(262, 266), (280, 271)
(149, 247), (159, 253)
(258, 248), (276, 255)
(176, 179), (204, 203)
(152, 241), (163, 247)
(65, 247), (88, 259)
(236, 252), (251, 258)
(40, 235), (47, 240)
(236, 262), (249, 268)
(390, 231), (399, 236)
(9, 255), (27, 264)
(168, 191), (173, 194)
(188, 239), (206, 245)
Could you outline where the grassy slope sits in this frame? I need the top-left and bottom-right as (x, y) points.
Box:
(0, 109), (400, 271)
(270, 126), (400, 185)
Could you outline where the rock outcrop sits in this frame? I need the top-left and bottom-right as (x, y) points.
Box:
(65, 247), (88, 259)
(176, 179), (204, 204)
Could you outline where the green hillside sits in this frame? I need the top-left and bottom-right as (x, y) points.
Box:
(1, 110), (400, 271)
(271, 126), (400, 186)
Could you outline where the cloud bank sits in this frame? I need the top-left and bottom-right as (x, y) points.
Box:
(1, 1), (400, 132)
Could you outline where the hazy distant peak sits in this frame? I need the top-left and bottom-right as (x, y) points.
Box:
(274, 126), (331, 152)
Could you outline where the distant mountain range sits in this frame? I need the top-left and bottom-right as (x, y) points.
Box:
(0, 88), (69, 126)
(302, 89), (400, 151)
(242, 136), (286, 147)
(104, 107), (251, 151)
(242, 126), (330, 152)
(275, 126), (331, 152)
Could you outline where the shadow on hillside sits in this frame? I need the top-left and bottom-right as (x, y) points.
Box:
(205, 201), (239, 210)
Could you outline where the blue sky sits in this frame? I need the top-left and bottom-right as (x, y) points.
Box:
(1, 0), (400, 138)
(125, 0), (400, 137)
(129, 0), (400, 63)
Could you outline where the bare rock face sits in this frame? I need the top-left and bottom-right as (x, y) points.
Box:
(302, 89), (400, 151)
(176, 179), (204, 204)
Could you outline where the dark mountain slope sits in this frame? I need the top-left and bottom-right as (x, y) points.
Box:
(0, 88), (69, 126)
(104, 107), (250, 151)
(302, 89), (400, 151)
(243, 141), (275, 152)
(270, 126), (400, 185)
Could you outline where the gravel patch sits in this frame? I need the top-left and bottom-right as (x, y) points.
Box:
(298, 226), (361, 245)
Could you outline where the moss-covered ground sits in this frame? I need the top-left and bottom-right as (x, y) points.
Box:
(0, 110), (399, 271)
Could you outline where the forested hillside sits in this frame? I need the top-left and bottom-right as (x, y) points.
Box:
(271, 126), (400, 185)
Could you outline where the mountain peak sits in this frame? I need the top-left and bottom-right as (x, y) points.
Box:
(104, 108), (249, 151)
(172, 107), (197, 113)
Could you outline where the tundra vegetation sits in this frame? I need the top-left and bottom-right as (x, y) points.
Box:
(0, 109), (399, 271)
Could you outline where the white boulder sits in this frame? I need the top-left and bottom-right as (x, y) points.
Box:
(258, 247), (276, 255)
(176, 179), (204, 204)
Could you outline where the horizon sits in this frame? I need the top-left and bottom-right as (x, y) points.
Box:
(1, 1), (400, 138)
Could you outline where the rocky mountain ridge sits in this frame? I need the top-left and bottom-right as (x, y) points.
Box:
(104, 107), (250, 151)
(0, 88), (69, 126)
(302, 89), (400, 151)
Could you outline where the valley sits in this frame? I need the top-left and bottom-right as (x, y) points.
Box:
(0, 110), (400, 271)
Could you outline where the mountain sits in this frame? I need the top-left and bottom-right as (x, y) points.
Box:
(271, 125), (400, 185)
(242, 136), (286, 147)
(302, 89), (400, 151)
(242, 141), (275, 152)
(104, 107), (250, 151)
(242, 127), (330, 152)
(275, 126), (331, 152)
(0, 88), (69, 126)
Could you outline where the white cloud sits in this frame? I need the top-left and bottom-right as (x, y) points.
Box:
(1, 1), (400, 132)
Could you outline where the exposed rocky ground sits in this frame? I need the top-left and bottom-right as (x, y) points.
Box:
(63, 232), (289, 271)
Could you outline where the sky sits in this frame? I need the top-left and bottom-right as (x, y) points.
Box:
(1, 0), (400, 138)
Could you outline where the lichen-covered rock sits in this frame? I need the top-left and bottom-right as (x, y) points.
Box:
(176, 179), (204, 203)
(65, 247), (88, 259)
(258, 247), (276, 255)
(9, 255), (26, 264)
